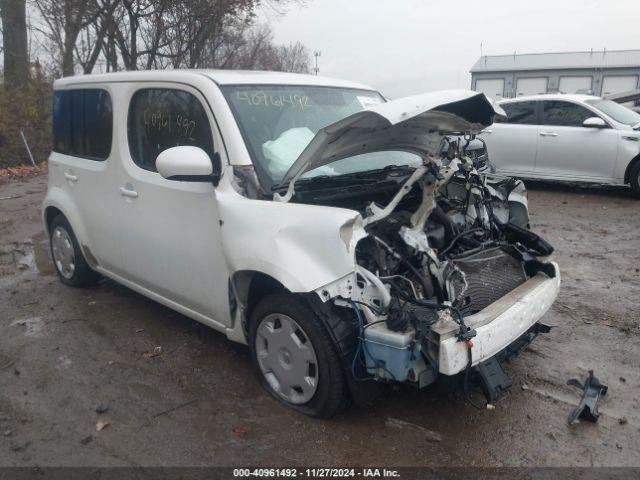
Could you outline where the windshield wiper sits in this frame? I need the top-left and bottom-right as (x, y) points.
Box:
(271, 165), (416, 192)
(271, 173), (366, 192)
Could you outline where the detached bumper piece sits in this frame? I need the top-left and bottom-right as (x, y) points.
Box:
(567, 370), (608, 424)
(471, 322), (551, 404)
(473, 356), (512, 405)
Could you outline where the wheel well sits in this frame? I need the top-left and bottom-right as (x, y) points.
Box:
(232, 271), (288, 334)
(624, 154), (640, 184)
(45, 206), (64, 233)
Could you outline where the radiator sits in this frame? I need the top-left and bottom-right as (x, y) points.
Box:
(451, 247), (527, 313)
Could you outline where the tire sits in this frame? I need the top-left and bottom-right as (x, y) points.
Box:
(630, 161), (640, 196)
(249, 293), (349, 418)
(49, 214), (98, 287)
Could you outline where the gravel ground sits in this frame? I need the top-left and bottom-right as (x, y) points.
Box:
(0, 174), (639, 467)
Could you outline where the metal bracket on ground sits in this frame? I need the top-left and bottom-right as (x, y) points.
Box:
(567, 370), (608, 424)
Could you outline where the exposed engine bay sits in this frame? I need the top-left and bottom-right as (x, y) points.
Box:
(286, 137), (557, 394)
(230, 90), (560, 404)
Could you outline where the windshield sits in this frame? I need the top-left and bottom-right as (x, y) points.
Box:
(221, 84), (421, 187)
(585, 99), (640, 127)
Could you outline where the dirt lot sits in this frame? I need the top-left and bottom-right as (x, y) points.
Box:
(1, 173), (639, 467)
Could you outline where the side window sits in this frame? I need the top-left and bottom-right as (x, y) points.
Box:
(542, 101), (594, 127)
(498, 101), (537, 124)
(127, 88), (215, 172)
(52, 91), (72, 154)
(52, 89), (112, 160)
(83, 90), (113, 159)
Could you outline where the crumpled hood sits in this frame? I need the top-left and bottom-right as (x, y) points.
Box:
(280, 89), (504, 185)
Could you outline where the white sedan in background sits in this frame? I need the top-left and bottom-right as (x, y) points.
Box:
(480, 94), (640, 194)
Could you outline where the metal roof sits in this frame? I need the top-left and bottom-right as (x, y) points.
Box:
(470, 50), (640, 73)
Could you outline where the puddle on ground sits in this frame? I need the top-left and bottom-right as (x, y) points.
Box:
(0, 236), (55, 290)
(0, 231), (54, 289)
(31, 231), (54, 275)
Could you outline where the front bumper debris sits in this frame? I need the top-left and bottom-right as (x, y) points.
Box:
(567, 370), (608, 424)
(472, 322), (552, 404)
(438, 262), (560, 375)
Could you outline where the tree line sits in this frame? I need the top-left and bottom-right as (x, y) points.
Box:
(1, 0), (310, 88)
(0, 0), (309, 168)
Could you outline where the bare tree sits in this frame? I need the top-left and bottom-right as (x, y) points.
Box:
(31, 0), (310, 75)
(74, 0), (118, 73)
(273, 42), (309, 73)
(210, 23), (309, 73)
(33, 0), (107, 75)
(1, 0), (29, 87)
(110, 0), (259, 70)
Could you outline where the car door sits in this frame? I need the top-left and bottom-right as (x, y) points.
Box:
(50, 87), (122, 273)
(535, 100), (619, 180)
(479, 100), (539, 175)
(115, 84), (231, 326)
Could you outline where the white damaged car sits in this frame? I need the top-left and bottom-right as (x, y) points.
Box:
(43, 71), (560, 417)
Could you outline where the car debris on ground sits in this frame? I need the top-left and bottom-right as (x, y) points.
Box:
(567, 370), (608, 424)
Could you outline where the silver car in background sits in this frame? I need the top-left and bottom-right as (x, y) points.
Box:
(480, 94), (640, 194)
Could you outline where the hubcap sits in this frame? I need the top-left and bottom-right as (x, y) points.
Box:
(255, 314), (318, 404)
(51, 226), (76, 279)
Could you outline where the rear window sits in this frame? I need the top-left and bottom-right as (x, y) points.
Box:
(52, 89), (113, 160)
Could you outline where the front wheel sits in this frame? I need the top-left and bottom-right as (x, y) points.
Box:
(630, 161), (640, 196)
(248, 293), (349, 418)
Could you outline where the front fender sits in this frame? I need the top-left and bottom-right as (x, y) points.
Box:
(617, 139), (640, 181)
(217, 190), (363, 293)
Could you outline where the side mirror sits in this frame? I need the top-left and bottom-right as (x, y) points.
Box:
(583, 117), (607, 128)
(156, 146), (221, 183)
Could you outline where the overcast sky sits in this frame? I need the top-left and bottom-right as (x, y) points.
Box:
(264, 0), (640, 98)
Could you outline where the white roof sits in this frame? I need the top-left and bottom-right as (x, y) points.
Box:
(471, 49), (640, 73)
(53, 69), (376, 91)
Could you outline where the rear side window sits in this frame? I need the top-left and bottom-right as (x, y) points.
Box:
(498, 101), (537, 124)
(52, 89), (113, 160)
(542, 101), (594, 127)
(127, 88), (215, 172)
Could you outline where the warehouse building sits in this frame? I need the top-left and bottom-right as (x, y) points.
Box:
(470, 49), (640, 100)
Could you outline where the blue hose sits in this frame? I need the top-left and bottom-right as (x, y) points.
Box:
(350, 302), (369, 381)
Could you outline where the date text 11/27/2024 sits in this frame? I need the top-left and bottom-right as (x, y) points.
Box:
(233, 468), (401, 478)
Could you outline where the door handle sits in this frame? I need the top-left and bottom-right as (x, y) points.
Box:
(481, 129), (493, 134)
(64, 172), (78, 182)
(119, 187), (139, 199)
(539, 131), (558, 137)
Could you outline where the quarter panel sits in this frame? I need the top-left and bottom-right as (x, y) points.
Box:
(42, 185), (89, 252)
